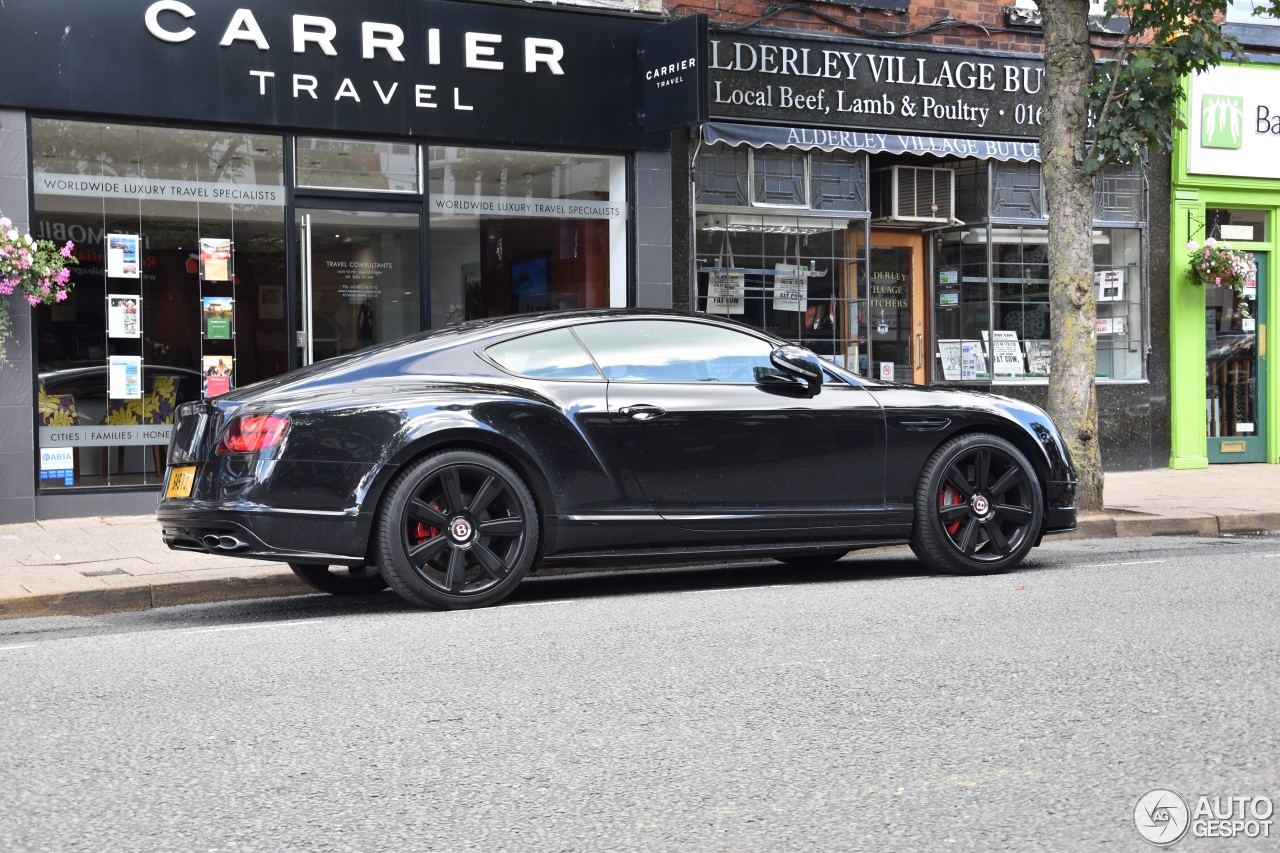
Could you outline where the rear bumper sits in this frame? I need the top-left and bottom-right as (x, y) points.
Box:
(1042, 478), (1078, 535)
(157, 503), (371, 566)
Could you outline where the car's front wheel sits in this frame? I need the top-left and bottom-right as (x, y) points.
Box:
(288, 563), (389, 596)
(375, 450), (539, 609)
(910, 433), (1043, 575)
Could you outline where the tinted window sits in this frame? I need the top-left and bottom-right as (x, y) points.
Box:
(575, 320), (774, 382)
(485, 328), (602, 380)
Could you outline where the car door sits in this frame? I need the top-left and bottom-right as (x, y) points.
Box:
(573, 318), (886, 531)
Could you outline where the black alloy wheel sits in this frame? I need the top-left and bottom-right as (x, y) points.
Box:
(911, 433), (1043, 575)
(376, 450), (539, 609)
(288, 562), (389, 596)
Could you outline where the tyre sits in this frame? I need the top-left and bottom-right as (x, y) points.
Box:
(288, 562), (389, 596)
(775, 551), (848, 566)
(375, 450), (539, 609)
(910, 433), (1043, 576)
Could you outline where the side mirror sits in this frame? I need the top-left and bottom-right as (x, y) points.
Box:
(768, 345), (824, 395)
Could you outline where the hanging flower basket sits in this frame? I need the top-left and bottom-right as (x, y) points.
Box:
(0, 212), (78, 364)
(1187, 238), (1256, 293)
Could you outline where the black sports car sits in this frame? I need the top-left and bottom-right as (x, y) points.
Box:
(158, 309), (1077, 608)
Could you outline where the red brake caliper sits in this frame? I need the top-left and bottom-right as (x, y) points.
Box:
(939, 485), (963, 535)
(410, 504), (442, 545)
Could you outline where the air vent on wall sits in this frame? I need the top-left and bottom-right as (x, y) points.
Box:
(871, 166), (957, 224)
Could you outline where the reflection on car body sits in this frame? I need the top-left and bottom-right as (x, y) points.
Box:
(157, 309), (1078, 608)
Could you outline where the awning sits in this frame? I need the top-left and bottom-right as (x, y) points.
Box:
(703, 121), (1040, 163)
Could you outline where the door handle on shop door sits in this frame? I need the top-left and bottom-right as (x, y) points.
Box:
(618, 404), (666, 420)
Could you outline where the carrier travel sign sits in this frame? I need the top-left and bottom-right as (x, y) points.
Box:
(1188, 64), (1280, 179)
(708, 33), (1046, 139)
(0, 0), (665, 150)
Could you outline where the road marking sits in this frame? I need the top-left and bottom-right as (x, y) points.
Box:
(1077, 559), (1168, 568)
(178, 619), (321, 635)
(0, 644), (34, 651)
(499, 600), (570, 609)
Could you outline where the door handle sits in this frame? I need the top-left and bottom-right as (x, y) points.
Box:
(618, 404), (666, 421)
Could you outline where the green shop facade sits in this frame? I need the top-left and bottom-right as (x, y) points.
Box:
(1171, 60), (1279, 467)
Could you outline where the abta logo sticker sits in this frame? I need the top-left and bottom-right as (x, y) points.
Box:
(1134, 789), (1191, 846)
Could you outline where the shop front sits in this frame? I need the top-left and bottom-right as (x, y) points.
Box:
(689, 29), (1168, 469)
(0, 0), (679, 520)
(1170, 61), (1279, 467)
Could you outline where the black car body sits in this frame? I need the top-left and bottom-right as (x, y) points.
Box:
(158, 309), (1077, 608)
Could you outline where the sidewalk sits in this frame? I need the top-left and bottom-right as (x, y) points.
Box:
(3, 464), (1279, 620)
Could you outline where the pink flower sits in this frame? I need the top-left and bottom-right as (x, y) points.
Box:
(60, 241), (73, 258)
(55, 268), (70, 285)
(1215, 277), (1221, 285)
(55, 290), (68, 302)
(26, 294), (39, 306)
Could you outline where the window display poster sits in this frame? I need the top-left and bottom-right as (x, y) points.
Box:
(202, 296), (234, 339)
(1095, 269), (1125, 302)
(108, 355), (142, 400)
(960, 340), (989, 380)
(1024, 340), (1052, 376)
(200, 238), (232, 282)
(937, 339), (962, 381)
(772, 264), (808, 312)
(107, 233), (140, 278)
(1095, 316), (1128, 335)
(706, 270), (745, 315)
(983, 330), (1025, 378)
(40, 447), (75, 486)
(203, 355), (233, 397)
(107, 294), (141, 338)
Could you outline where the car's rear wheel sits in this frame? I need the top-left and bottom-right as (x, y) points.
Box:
(375, 450), (539, 609)
(775, 551), (848, 566)
(910, 433), (1043, 575)
(288, 562), (388, 596)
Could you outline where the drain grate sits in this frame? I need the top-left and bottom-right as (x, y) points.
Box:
(80, 568), (127, 577)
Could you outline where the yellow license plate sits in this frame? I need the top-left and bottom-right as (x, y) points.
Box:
(166, 466), (196, 499)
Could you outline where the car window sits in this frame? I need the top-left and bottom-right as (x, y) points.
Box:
(574, 319), (774, 383)
(484, 328), (603, 380)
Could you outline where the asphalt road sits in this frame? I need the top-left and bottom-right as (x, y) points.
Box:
(2, 535), (1278, 852)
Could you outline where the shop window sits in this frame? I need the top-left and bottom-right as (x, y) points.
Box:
(1094, 164), (1145, 224)
(695, 144), (750, 207)
(811, 152), (869, 213)
(933, 225), (1145, 383)
(991, 161), (1045, 221)
(32, 119), (286, 490)
(752, 149), (807, 207)
(1206, 208), (1267, 243)
(427, 146), (626, 324)
(694, 212), (869, 373)
(296, 137), (420, 193)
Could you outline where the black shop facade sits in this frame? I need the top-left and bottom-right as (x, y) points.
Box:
(685, 28), (1169, 469)
(0, 0), (684, 521)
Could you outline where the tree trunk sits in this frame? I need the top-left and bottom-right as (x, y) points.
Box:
(1039, 0), (1104, 512)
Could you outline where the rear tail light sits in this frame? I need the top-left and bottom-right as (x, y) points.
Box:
(217, 415), (290, 455)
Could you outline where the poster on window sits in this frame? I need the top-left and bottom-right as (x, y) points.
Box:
(937, 339), (962, 381)
(960, 340), (989, 380)
(1094, 269), (1125, 302)
(200, 238), (232, 282)
(202, 296), (234, 339)
(1024, 340), (1053, 377)
(706, 270), (745, 315)
(202, 355), (234, 397)
(983, 330), (1025, 379)
(106, 294), (142, 339)
(772, 264), (808, 312)
(1095, 316), (1128, 336)
(106, 233), (140, 279)
(108, 355), (142, 400)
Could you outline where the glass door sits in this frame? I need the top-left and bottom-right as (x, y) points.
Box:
(296, 208), (421, 365)
(1208, 252), (1267, 462)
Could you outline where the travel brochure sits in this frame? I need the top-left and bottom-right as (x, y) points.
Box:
(202, 355), (233, 397)
(200, 238), (232, 282)
(202, 296), (234, 339)
(106, 294), (141, 339)
(106, 233), (139, 279)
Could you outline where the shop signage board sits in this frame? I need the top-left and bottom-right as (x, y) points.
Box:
(1188, 64), (1280, 179)
(639, 13), (709, 133)
(0, 0), (667, 151)
(707, 32), (1046, 140)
